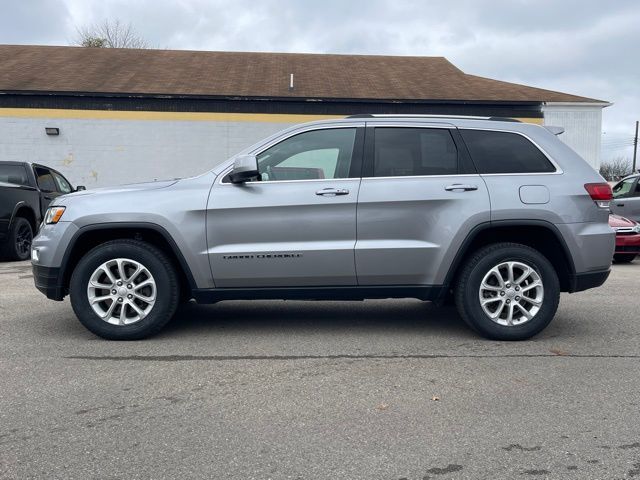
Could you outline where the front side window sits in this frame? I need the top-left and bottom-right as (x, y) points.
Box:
(613, 178), (638, 198)
(0, 165), (29, 186)
(373, 128), (458, 177)
(257, 128), (356, 181)
(460, 130), (556, 174)
(53, 172), (73, 194)
(34, 167), (56, 192)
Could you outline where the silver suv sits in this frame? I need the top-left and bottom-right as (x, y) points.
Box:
(31, 116), (615, 341)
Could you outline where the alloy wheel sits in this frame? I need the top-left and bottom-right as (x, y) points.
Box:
(478, 261), (544, 327)
(87, 258), (157, 325)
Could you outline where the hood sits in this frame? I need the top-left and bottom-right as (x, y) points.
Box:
(609, 214), (637, 228)
(64, 179), (179, 198)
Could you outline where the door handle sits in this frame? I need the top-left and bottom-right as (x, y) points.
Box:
(445, 184), (478, 192)
(316, 187), (349, 196)
(617, 203), (625, 207)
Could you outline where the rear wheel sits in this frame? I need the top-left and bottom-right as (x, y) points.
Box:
(455, 243), (560, 341)
(613, 254), (636, 264)
(69, 239), (179, 340)
(0, 217), (33, 261)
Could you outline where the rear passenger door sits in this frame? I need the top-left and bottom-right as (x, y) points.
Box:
(355, 123), (491, 286)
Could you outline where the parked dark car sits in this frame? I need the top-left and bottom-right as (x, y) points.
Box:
(0, 161), (82, 260)
(611, 174), (640, 222)
(609, 213), (640, 263)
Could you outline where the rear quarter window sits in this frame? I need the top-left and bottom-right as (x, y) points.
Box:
(0, 165), (30, 186)
(460, 130), (556, 174)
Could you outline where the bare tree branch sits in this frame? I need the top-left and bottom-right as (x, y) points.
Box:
(599, 156), (633, 181)
(73, 19), (149, 49)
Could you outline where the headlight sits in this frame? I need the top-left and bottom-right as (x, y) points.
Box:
(634, 224), (640, 234)
(44, 206), (66, 224)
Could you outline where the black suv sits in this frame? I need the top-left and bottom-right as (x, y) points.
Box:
(0, 161), (82, 260)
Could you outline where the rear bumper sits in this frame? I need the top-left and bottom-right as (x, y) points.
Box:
(568, 269), (610, 293)
(33, 265), (65, 301)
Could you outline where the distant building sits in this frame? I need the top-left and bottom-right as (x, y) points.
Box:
(0, 45), (609, 186)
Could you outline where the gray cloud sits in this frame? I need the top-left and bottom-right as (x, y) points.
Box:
(1, 0), (638, 160)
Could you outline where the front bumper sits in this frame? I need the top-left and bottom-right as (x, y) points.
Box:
(568, 269), (610, 293)
(615, 233), (640, 254)
(33, 265), (65, 301)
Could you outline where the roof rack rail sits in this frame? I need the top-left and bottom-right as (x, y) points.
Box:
(346, 114), (521, 122)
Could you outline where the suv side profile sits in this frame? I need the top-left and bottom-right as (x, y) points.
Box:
(31, 116), (614, 341)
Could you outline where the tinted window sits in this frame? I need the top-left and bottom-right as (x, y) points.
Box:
(53, 171), (73, 194)
(34, 167), (57, 192)
(373, 128), (458, 177)
(460, 130), (556, 174)
(613, 178), (638, 198)
(0, 165), (29, 186)
(257, 128), (356, 181)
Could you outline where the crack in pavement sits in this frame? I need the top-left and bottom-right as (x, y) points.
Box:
(65, 353), (640, 362)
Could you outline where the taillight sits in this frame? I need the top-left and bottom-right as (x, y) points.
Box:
(584, 183), (613, 208)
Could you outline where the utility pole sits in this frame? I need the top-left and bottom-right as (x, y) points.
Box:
(634, 120), (639, 173)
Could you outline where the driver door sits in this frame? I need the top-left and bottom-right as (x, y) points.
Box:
(206, 125), (364, 288)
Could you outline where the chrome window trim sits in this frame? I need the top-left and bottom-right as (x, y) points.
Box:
(459, 127), (564, 175)
(362, 173), (480, 180)
(218, 124), (362, 185)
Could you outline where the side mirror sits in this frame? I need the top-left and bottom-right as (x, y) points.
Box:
(75, 185), (86, 191)
(229, 155), (259, 184)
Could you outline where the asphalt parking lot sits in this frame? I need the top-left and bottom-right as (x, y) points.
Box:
(1, 260), (639, 479)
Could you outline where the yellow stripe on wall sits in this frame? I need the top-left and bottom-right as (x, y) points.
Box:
(0, 108), (343, 123)
(0, 108), (543, 124)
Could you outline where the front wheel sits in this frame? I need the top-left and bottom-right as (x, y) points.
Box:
(69, 240), (179, 340)
(613, 254), (636, 264)
(454, 243), (560, 341)
(0, 217), (33, 261)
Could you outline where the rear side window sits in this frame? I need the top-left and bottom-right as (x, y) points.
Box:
(460, 130), (556, 174)
(0, 165), (29, 186)
(373, 128), (458, 177)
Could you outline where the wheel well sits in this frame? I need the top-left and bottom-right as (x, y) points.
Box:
(14, 207), (37, 232)
(61, 227), (193, 298)
(449, 225), (574, 292)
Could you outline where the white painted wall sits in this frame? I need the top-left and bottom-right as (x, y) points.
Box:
(0, 105), (608, 187)
(542, 102), (606, 169)
(0, 116), (295, 187)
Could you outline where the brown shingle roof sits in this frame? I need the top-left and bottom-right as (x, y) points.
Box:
(0, 44), (605, 103)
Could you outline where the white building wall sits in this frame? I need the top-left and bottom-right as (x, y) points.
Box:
(0, 114), (304, 187)
(0, 105), (608, 186)
(542, 102), (607, 169)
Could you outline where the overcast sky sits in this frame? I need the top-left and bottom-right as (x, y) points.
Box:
(2, 0), (638, 161)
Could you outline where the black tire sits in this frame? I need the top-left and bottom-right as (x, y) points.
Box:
(454, 242), (560, 341)
(0, 217), (33, 261)
(613, 254), (636, 264)
(69, 239), (179, 340)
